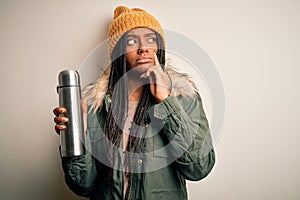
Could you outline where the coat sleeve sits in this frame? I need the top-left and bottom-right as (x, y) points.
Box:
(151, 93), (215, 181)
(60, 132), (97, 197)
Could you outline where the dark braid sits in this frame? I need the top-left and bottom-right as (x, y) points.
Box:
(104, 31), (165, 199)
(105, 38), (127, 145)
(104, 33), (128, 199)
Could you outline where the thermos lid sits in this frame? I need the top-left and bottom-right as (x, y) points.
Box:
(58, 70), (80, 87)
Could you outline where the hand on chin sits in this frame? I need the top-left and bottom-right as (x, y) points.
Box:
(129, 62), (153, 76)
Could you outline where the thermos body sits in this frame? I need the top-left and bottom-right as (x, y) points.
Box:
(57, 70), (85, 157)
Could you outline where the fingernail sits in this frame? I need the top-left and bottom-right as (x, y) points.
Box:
(60, 107), (66, 113)
(60, 124), (66, 129)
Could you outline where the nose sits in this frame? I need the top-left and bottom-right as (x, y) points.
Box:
(137, 40), (149, 54)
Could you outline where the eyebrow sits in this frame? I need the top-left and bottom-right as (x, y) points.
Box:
(126, 33), (156, 38)
(145, 33), (156, 37)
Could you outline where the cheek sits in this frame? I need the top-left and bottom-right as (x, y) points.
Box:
(126, 53), (135, 68)
(150, 46), (158, 53)
(126, 49), (133, 59)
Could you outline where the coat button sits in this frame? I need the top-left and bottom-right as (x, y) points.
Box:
(107, 97), (112, 103)
(143, 123), (149, 127)
(137, 159), (143, 165)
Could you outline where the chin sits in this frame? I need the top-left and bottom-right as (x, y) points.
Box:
(129, 63), (152, 74)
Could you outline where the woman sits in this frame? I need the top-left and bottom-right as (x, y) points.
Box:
(53, 6), (215, 200)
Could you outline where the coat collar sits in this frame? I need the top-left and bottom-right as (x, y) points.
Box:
(82, 60), (198, 113)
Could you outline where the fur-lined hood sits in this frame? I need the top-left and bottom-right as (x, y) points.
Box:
(82, 60), (198, 112)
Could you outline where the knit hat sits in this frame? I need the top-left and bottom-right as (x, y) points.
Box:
(107, 5), (165, 56)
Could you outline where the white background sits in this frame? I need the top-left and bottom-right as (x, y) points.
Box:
(0, 0), (299, 199)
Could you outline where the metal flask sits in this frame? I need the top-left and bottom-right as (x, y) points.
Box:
(57, 70), (85, 157)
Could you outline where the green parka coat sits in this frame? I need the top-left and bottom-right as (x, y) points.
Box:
(60, 65), (215, 200)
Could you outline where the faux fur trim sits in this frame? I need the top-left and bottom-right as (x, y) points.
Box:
(82, 60), (198, 112)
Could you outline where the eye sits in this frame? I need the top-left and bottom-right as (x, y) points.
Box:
(148, 38), (156, 43)
(127, 39), (136, 45)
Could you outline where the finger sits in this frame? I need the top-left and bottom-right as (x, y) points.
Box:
(55, 124), (67, 135)
(54, 116), (68, 124)
(140, 66), (153, 78)
(148, 72), (156, 95)
(140, 73), (146, 78)
(148, 67), (170, 90)
(149, 67), (165, 82)
(53, 107), (67, 116)
(145, 65), (160, 78)
(154, 52), (160, 66)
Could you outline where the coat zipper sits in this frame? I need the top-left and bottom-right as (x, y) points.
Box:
(126, 153), (134, 200)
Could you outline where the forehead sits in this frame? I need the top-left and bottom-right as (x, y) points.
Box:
(127, 27), (155, 36)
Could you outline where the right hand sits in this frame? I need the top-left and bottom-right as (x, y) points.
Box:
(53, 107), (68, 135)
(53, 100), (88, 138)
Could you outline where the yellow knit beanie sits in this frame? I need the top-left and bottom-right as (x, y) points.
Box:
(107, 6), (165, 56)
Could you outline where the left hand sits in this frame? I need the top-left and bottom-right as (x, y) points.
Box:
(140, 52), (171, 102)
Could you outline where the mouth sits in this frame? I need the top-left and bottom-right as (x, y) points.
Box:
(136, 57), (152, 64)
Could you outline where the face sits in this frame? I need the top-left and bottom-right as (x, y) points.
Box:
(125, 28), (158, 74)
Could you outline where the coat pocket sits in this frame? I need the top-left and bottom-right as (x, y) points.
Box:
(152, 188), (186, 200)
(152, 135), (169, 158)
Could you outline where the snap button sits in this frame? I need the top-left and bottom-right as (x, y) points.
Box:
(107, 97), (112, 103)
(137, 159), (143, 165)
(144, 123), (149, 127)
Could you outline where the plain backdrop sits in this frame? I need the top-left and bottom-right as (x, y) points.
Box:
(0, 0), (299, 200)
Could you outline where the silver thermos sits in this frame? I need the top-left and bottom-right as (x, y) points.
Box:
(57, 70), (85, 157)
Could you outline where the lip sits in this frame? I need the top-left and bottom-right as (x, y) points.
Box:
(136, 57), (152, 64)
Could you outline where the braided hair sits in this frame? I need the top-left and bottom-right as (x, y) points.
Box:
(103, 30), (165, 198)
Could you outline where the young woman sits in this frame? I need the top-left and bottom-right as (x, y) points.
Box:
(53, 6), (215, 200)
